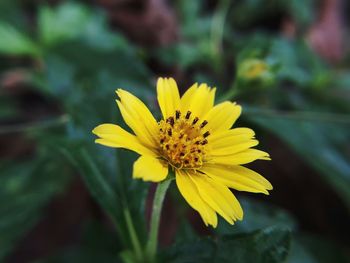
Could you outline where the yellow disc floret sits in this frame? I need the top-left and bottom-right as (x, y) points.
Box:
(158, 110), (210, 169)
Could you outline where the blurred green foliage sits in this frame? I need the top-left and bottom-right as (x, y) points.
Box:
(0, 0), (349, 262)
(0, 151), (70, 259)
(165, 226), (291, 263)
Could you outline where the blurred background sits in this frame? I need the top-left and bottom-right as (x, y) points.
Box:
(0, 0), (349, 262)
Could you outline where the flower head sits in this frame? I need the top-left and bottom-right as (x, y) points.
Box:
(238, 58), (269, 79)
(93, 77), (272, 227)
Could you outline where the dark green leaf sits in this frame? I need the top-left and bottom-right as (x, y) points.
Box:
(65, 148), (120, 223)
(36, 220), (121, 263)
(216, 198), (297, 235)
(38, 2), (129, 51)
(288, 234), (350, 263)
(0, 22), (40, 56)
(165, 226), (291, 263)
(165, 237), (215, 263)
(215, 227), (291, 263)
(38, 3), (91, 46)
(0, 154), (70, 260)
(245, 108), (350, 209)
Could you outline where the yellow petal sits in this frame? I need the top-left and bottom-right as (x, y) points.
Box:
(200, 164), (272, 194)
(176, 170), (218, 227)
(93, 124), (156, 156)
(133, 155), (168, 182)
(208, 128), (260, 156)
(202, 102), (241, 133)
(157, 77), (181, 119)
(209, 138), (259, 156)
(210, 149), (271, 165)
(180, 82), (198, 112)
(180, 83), (216, 119)
(189, 174), (243, 223)
(209, 128), (256, 148)
(116, 89), (158, 149)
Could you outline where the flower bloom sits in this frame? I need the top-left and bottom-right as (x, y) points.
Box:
(238, 59), (269, 79)
(93, 77), (272, 227)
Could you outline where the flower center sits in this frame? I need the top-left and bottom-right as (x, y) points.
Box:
(158, 110), (210, 169)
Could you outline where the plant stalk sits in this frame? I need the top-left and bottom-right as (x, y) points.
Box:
(146, 179), (172, 262)
(124, 208), (143, 261)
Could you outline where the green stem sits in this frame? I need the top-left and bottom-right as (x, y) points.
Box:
(146, 179), (172, 262)
(218, 81), (240, 102)
(124, 208), (143, 260)
(210, 0), (231, 68)
(0, 114), (70, 134)
(219, 87), (239, 102)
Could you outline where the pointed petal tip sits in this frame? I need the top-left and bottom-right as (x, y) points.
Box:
(94, 139), (107, 146)
(92, 124), (104, 135)
(257, 151), (271, 161)
(115, 88), (124, 95)
(167, 77), (179, 89)
(157, 77), (164, 84)
(116, 89), (132, 100)
(205, 217), (218, 228)
(267, 182), (273, 191)
(261, 182), (273, 194)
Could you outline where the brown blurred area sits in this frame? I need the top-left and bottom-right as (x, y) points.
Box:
(306, 0), (344, 63)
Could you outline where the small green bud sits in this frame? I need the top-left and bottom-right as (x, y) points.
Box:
(237, 59), (276, 89)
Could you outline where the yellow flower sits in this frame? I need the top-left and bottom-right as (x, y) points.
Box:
(238, 59), (269, 80)
(92, 77), (272, 227)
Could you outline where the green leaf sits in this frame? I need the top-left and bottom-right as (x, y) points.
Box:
(228, 0), (314, 29)
(288, 234), (350, 263)
(0, 22), (40, 56)
(165, 237), (215, 263)
(268, 38), (328, 88)
(0, 154), (70, 260)
(245, 107), (350, 209)
(164, 226), (291, 263)
(34, 22), (154, 247)
(287, 0), (315, 28)
(216, 227), (291, 263)
(216, 198), (297, 235)
(38, 3), (90, 46)
(40, 134), (148, 250)
(0, 96), (18, 119)
(287, 236), (318, 263)
(38, 2), (126, 50)
(233, 36), (328, 89)
(36, 220), (121, 263)
(291, 234), (350, 263)
(0, 0), (27, 28)
(64, 148), (120, 223)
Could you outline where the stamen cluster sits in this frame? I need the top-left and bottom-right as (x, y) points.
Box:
(158, 110), (210, 169)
